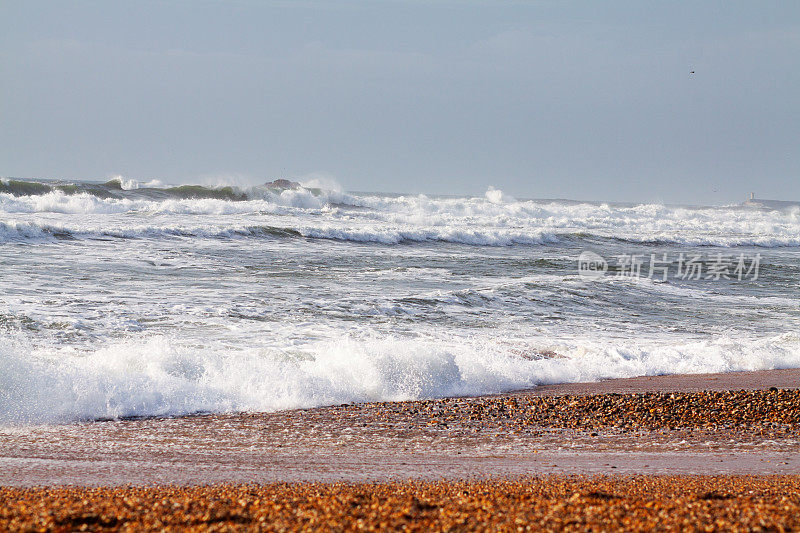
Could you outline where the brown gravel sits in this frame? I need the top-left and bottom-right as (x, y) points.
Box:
(349, 388), (800, 437)
(3, 385), (800, 528)
(3, 476), (800, 531)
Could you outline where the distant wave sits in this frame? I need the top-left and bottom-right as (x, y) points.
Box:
(0, 177), (367, 206)
(0, 182), (362, 214)
(0, 178), (249, 201)
(3, 219), (799, 248)
(607, 234), (800, 248)
(2, 180), (799, 247)
(0, 220), (560, 245)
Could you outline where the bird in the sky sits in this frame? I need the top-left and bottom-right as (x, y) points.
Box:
(690, 70), (695, 75)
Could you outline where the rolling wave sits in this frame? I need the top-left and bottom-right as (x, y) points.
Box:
(1, 179), (799, 247)
(0, 178), (250, 201)
(2, 221), (799, 248)
(3, 219), (799, 247)
(0, 220), (559, 245)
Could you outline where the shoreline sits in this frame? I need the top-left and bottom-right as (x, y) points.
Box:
(2, 368), (800, 486)
(521, 367), (800, 396)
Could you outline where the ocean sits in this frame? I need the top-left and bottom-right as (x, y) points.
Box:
(1, 178), (798, 424)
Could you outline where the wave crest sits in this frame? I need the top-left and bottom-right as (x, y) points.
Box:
(2, 332), (798, 424)
(1, 180), (799, 248)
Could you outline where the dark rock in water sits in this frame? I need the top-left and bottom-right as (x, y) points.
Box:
(265, 179), (301, 190)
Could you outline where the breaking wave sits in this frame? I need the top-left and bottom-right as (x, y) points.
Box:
(4, 219), (798, 247)
(1, 332), (798, 424)
(1, 180), (799, 247)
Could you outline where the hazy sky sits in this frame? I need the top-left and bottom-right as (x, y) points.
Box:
(2, 1), (798, 203)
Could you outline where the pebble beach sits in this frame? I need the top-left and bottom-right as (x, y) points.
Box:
(2, 370), (800, 530)
(3, 476), (800, 531)
(4, 0), (800, 529)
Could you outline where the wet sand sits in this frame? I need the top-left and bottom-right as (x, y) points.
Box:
(1, 369), (799, 486)
(527, 367), (800, 396)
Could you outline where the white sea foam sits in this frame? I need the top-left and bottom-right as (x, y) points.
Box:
(485, 186), (514, 204)
(1, 331), (798, 424)
(2, 188), (798, 247)
(1, 194), (799, 246)
(296, 226), (561, 245)
(106, 175), (154, 190)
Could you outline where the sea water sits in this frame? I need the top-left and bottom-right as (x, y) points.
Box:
(1, 178), (798, 423)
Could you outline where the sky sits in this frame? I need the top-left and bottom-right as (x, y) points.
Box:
(1, 0), (798, 204)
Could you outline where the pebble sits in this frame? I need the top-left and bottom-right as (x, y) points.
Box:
(3, 476), (800, 531)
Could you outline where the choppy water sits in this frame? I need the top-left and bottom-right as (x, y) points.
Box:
(1, 177), (798, 423)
